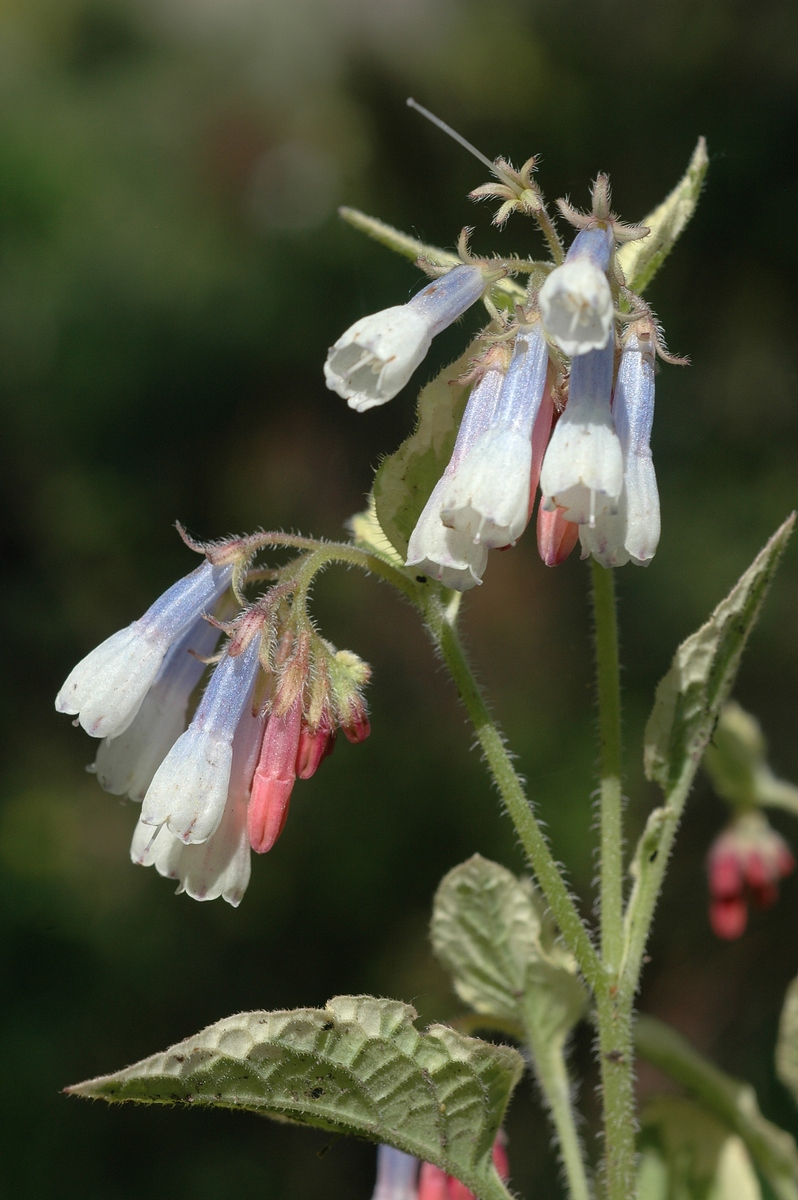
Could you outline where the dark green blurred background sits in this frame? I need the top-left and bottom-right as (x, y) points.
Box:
(2, 0), (798, 1195)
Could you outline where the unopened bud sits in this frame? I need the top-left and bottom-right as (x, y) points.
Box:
(537, 505), (579, 566)
(247, 697), (302, 853)
(295, 717), (336, 779)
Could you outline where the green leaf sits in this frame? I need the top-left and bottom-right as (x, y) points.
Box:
(339, 207), (526, 310)
(66, 994), (523, 1199)
(644, 515), (794, 793)
(617, 137), (709, 295)
(777, 974), (798, 1106)
(431, 856), (587, 1043)
(346, 495), (405, 567)
(373, 339), (482, 559)
(636, 1015), (798, 1200)
(641, 1097), (762, 1200)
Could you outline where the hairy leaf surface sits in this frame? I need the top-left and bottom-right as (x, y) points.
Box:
(67, 995), (523, 1197)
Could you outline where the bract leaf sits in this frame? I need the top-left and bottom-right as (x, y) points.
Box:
(347, 496), (405, 567)
(617, 137), (709, 295)
(644, 515), (794, 793)
(66, 994), (523, 1199)
(636, 1015), (798, 1200)
(431, 856), (587, 1044)
(338, 207), (526, 310)
(373, 339), (482, 560)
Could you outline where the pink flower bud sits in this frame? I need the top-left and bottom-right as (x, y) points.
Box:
(295, 718), (336, 779)
(537, 505), (579, 566)
(417, 1164), (451, 1200)
(247, 697), (302, 853)
(710, 896), (748, 940)
(706, 813), (794, 939)
(342, 707), (371, 744)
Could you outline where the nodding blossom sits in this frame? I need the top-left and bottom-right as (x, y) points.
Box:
(55, 559), (234, 740)
(579, 327), (660, 568)
(369, 1139), (509, 1200)
(141, 625), (265, 844)
(539, 225), (615, 356)
(439, 319), (550, 550)
(405, 353), (507, 590)
(325, 265), (488, 412)
(539, 337), (623, 525)
(707, 812), (794, 939)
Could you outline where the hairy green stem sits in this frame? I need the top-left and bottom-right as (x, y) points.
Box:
(590, 562), (636, 1200)
(521, 1000), (592, 1200)
(591, 562), (624, 973)
(425, 593), (601, 991)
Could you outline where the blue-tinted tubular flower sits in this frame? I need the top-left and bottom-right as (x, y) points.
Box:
(55, 560), (234, 740)
(439, 321), (550, 549)
(93, 616), (221, 801)
(141, 629), (263, 844)
(539, 338), (623, 524)
(405, 356), (507, 589)
(539, 226), (614, 356)
(131, 699), (265, 907)
(325, 265), (487, 412)
(579, 329), (660, 567)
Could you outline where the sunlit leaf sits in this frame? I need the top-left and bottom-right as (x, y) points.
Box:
(347, 496), (405, 567)
(641, 1097), (762, 1200)
(67, 994), (523, 1199)
(617, 137), (708, 295)
(777, 974), (798, 1106)
(644, 515), (794, 793)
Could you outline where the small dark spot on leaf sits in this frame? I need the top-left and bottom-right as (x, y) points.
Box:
(648, 850), (658, 863)
(174, 1054), (185, 1063)
(309, 1086), (325, 1100)
(416, 575), (427, 584)
(321, 1021), (334, 1032)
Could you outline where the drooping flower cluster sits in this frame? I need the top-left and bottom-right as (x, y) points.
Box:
(56, 534), (371, 906)
(326, 173), (682, 588)
(370, 1141), (509, 1200)
(707, 813), (794, 940)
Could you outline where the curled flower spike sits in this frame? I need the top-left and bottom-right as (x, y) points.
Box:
(539, 337), (623, 525)
(55, 558), (234, 740)
(707, 812), (795, 940)
(141, 623), (264, 844)
(539, 225), (614, 356)
(406, 350), (509, 589)
(580, 326), (660, 567)
(325, 265), (489, 412)
(439, 318), (550, 550)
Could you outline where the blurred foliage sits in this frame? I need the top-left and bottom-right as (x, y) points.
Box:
(2, 0), (798, 1196)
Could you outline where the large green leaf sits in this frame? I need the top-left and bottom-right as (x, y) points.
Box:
(640, 1096), (762, 1200)
(617, 137), (709, 295)
(431, 856), (586, 1046)
(67, 995), (523, 1198)
(644, 515), (794, 793)
(373, 339), (483, 560)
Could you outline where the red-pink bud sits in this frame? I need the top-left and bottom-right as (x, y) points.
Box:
(342, 709), (371, 744)
(528, 383), (555, 520)
(417, 1164), (451, 1200)
(707, 848), (744, 900)
(247, 697), (302, 853)
(537, 504), (579, 566)
(295, 718), (336, 780)
(710, 896), (748, 940)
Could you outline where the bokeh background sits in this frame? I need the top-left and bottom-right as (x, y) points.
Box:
(2, 0), (798, 1195)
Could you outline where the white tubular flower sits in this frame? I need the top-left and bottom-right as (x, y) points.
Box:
(55, 560), (234, 740)
(579, 329), (659, 567)
(370, 1146), (419, 1200)
(440, 321), (549, 548)
(93, 616), (221, 801)
(540, 338), (623, 524)
(406, 356), (507, 589)
(131, 702), (265, 906)
(325, 265), (487, 412)
(539, 226), (614, 356)
(141, 630), (262, 844)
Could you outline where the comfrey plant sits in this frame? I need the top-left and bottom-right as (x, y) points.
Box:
(61, 104), (798, 1200)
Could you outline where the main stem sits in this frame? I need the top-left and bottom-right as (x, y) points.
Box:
(590, 562), (636, 1200)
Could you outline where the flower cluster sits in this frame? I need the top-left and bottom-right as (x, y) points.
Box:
(370, 1141), (509, 1200)
(57, 535), (371, 906)
(707, 813), (794, 940)
(326, 177), (680, 589)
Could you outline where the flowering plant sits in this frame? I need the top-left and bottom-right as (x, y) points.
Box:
(59, 103), (798, 1200)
